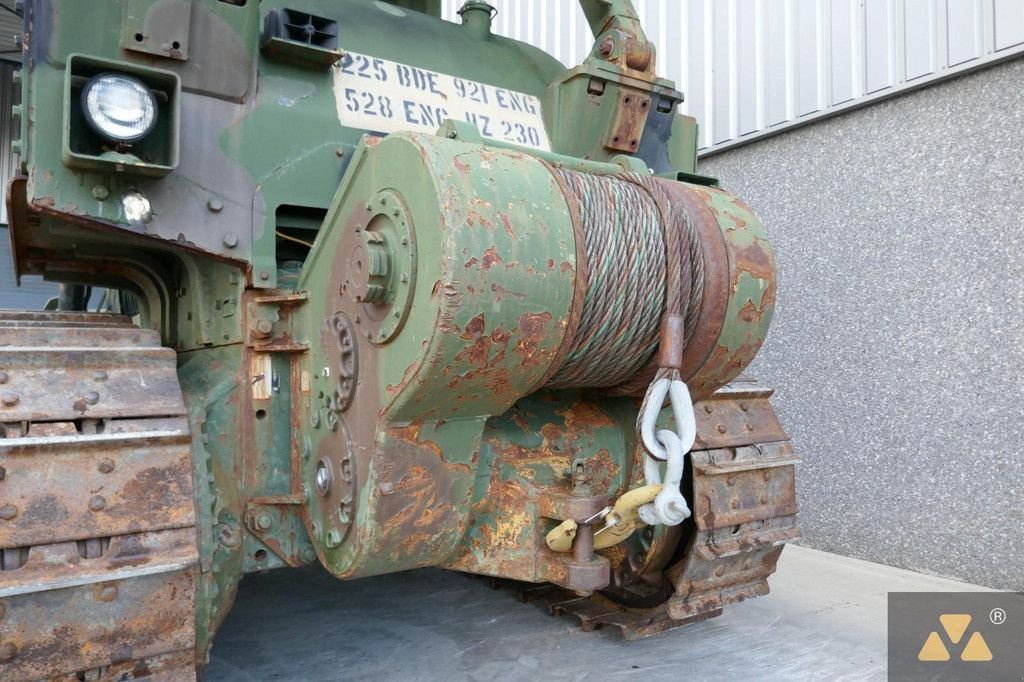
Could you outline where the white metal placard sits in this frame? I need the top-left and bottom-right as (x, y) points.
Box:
(333, 50), (551, 151)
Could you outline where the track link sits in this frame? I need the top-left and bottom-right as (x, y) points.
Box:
(0, 311), (198, 681)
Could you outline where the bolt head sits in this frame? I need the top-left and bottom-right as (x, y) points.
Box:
(0, 393), (19, 407)
(89, 495), (106, 512)
(325, 528), (342, 548)
(98, 458), (115, 474)
(91, 185), (109, 201)
(0, 504), (17, 521)
(222, 232), (238, 248)
(254, 318), (274, 338)
(207, 197), (224, 213)
(300, 546), (317, 564)
(83, 391), (100, 406)
(93, 370), (108, 382)
(315, 461), (331, 496)
(255, 512), (274, 531)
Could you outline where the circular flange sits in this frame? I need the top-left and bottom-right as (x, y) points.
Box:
(340, 189), (417, 345)
(308, 417), (357, 551)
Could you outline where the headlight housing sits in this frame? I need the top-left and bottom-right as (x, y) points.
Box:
(81, 73), (158, 143)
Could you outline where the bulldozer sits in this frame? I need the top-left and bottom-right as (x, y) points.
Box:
(0, 0), (799, 678)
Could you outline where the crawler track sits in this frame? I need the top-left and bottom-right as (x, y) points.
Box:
(0, 311), (199, 681)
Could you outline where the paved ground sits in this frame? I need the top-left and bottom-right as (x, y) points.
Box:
(204, 545), (990, 681)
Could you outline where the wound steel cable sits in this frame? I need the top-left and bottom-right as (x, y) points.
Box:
(545, 168), (703, 392)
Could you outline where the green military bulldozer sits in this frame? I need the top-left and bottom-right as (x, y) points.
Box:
(0, 1), (798, 678)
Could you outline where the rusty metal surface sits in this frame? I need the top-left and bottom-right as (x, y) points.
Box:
(0, 311), (200, 680)
(471, 379), (798, 638)
(691, 375), (788, 449)
(0, 425), (194, 547)
(604, 89), (652, 153)
(666, 382), (800, 621)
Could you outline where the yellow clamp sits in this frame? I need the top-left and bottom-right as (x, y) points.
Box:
(545, 483), (662, 552)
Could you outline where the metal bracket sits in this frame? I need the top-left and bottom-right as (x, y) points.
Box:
(244, 495), (317, 568)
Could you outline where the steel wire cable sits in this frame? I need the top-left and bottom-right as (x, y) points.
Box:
(545, 168), (704, 392)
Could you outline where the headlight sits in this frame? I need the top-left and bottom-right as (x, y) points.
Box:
(81, 73), (158, 143)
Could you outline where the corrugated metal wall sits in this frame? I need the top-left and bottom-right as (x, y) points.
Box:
(441, 0), (1024, 151)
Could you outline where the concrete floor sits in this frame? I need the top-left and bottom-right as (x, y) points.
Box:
(203, 545), (990, 681)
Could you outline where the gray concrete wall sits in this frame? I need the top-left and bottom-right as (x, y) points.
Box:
(700, 57), (1023, 590)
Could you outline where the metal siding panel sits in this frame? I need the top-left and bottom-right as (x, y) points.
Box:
(829, 0), (856, 103)
(685, 0), (710, 146)
(765, 1), (789, 126)
(945, 0), (982, 66)
(737, 0), (758, 135)
(712, 0), (734, 143)
(864, 0), (895, 92)
(796, 0), (822, 115)
(993, 0), (1024, 50)
(904, 0), (937, 80)
(662, 0), (683, 90)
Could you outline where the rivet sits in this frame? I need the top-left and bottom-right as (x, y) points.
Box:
(300, 546), (317, 563)
(0, 466), (4, 481)
(714, 565), (726, 576)
(392, 208), (400, 217)
(335, 147), (345, 158)
(0, 504), (17, 520)
(400, 274), (408, 283)
(254, 512), (274, 531)
(378, 481), (394, 494)
(222, 232), (238, 248)
(89, 495), (106, 511)
(0, 642), (15, 662)
(0, 393), (18, 407)
(739, 402), (750, 412)
(207, 197), (224, 213)
(98, 458), (115, 474)
(97, 586), (118, 602)
(91, 185), (109, 201)
(704, 404), (713, 414)
(393, 311), (400, 318)
(716, 424), (727, 434)
(83, 391), (100, 405)
(259, 271), (270, 281)
(0, 371), (8, 384)
(400, 237), (408, 246)
(93, 370), (108, 382)
(746, 424), (754, 431)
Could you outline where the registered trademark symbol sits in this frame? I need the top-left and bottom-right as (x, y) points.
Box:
(990, 607), (1007, 625)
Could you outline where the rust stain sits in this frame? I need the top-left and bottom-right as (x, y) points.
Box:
(480, 248), (502, 270)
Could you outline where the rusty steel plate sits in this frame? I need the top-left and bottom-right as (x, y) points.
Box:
(0, 528), (197, 599)
(0, 564), (198, 681)
(0, 424), (195, 547)
(0, 347), (186, 422)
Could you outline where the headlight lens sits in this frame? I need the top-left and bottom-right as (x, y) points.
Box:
(81, 73), (158, 143)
